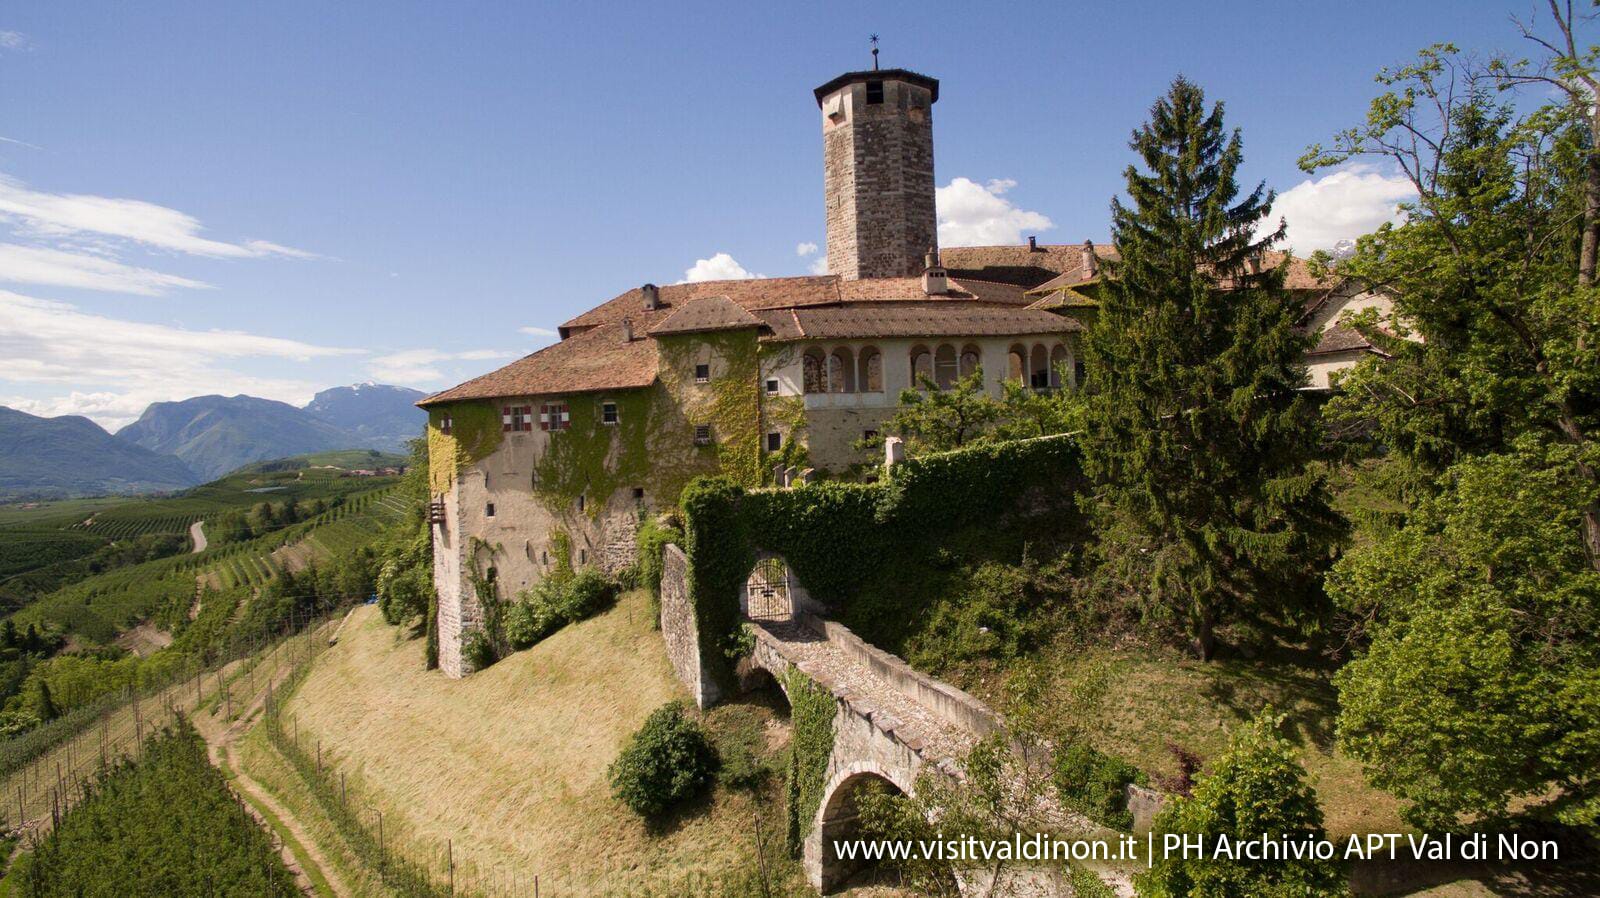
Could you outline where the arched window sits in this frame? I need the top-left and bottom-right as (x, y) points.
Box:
(909, 345), (933, 386)
(803, 348), (827, 394)
(1007, 344), (1027, 383)
(1050, 344), (1068, 389)
(858, 346), (883, 392)
(1030, 344), (1050, 390)
(959, 344), (981, 380)
(934, 344), (959, 389)
(830, 347), (856, 393)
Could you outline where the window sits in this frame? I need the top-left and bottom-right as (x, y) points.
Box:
(1074, 360), (1087, 388)
(1030, 344), (1050, 390)
(766, 432), (782, 452)
(694, 363), (711, 383)
(539, 403), (570, 431)
(934, 344), (958, 390)
(1008, 344), (1027, 383)
(959, 344), (981, 380)
(765, 378), (780, 395)
(579, 549), (588, 565)
(601, 401), (619, 425)
(439, 413), (453, 435)
(858, 346), (883, 392)
(802, 348), (827, 394)
(863, 429), (879, 442)
(576, 494), (585, 512)
(632, 487), (645, 501)
(486, 566), (498, 583)
(485, 503), (495, 518)
(1050, 344), (1069, 389)
(909, 345), (933, 386)
(694, 424), (713, 446)
(541, 550), (548, 565)
(502, 405), (533, 432)
(827, 349), (853, 393)
(866, 80), (884, 104)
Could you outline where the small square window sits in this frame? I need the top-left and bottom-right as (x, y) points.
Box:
(694, 363), (711, 383)
(503, 405), (533, 432)
(632, 487), (645, 501)
(694, 424), (713, 446)
(485, 503), (495, 518)
(766, 432), (782, 452)
(601, 401), (619, 425)
(866, 80), (884, 105)
(863, 429), (879, 442)
(439, 413), (453, 435)
(540, 403), (570, 431)
(765, 378), (780, 395)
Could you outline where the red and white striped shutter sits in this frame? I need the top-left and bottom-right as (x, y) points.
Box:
(539, 405), (551, 431)
(502, 405), (512, 431)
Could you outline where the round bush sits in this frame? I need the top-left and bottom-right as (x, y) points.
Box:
(608, 702), (719, 817)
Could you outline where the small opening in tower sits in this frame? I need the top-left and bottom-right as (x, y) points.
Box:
(866, 80), (884, 105)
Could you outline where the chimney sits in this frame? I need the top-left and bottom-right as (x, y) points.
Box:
(922, 248), (948, 295)
(642, 283), (660, 310)
(1082, 240), (1098, 279)
(621, 317), (634, 342)
(1028, 235), (1038, 252)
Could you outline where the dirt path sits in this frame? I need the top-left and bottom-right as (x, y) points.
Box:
(193, 646), (353, 898)
(189, 519), (208, 553)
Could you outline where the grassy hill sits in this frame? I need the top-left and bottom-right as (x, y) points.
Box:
(270, 593), (805, 895)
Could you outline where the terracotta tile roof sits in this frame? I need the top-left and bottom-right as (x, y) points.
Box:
(760, 302), (1081, 342)
(942, 243), (1104, 288)
(561, 277), (842, 333)
(1308, 323), (1377, 356)
(647, 295), (762, 336)
(1025, 249), (1340, 301)
(417, 321), (657, 406)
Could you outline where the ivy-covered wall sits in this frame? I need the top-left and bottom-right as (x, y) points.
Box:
(679, 433), (1084, 687)
(784, 668), (837, 852)
(427, 403), (503, 495)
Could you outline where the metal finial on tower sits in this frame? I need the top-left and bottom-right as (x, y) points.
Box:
(869, 34), (880, 70)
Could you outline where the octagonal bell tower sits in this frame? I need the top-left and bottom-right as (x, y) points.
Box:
(815, 67), (939, 280)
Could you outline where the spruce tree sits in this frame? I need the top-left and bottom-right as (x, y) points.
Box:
(1078, 77), (1337, 659)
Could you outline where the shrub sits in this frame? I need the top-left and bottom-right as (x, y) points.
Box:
(461, 628), (496, 671)
(1137, 713), (1346, 897)
(609, 702), (719, 818)
(1053, 741), (1142, 830)
(506, 568), (619, 652)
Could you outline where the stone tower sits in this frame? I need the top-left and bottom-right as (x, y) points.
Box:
(815, 68), (939, 280)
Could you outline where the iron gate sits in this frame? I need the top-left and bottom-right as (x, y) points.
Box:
(745, 556), (793, 622)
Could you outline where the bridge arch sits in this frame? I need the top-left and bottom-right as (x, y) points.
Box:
(807, 761), (916, 893)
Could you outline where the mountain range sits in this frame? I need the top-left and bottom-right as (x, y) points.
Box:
(0, 384), (428, 498)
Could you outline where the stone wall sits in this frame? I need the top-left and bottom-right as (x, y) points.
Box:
(821, 76), (937, 280)
(811, 616), (1003, 738)
(658, 544), (720, 708)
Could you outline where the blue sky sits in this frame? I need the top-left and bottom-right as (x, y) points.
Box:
(0, 1), (1558, 428)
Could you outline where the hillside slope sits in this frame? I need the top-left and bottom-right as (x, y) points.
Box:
(0, 406), (199, 499)
(276, 593), (789, 894)
(304, 383), (426, 453)
(117, 395), (355, 480)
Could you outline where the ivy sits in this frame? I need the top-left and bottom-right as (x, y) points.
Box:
(533, 392), (655, 516)
(426, 403), (503, 495)
(784, 668), (836, 854)
(676, 434), (1085, 677)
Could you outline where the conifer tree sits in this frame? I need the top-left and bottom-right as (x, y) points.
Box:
(1078, 77), (1337, 659)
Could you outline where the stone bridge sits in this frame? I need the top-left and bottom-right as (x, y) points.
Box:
(659, 545), (1042, 893)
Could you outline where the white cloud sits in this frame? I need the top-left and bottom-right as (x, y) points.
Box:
(0, 174), (317, 260)
(0, 31), (26, 52)
(364, 348), (513, 386)
(679, 252), (761, 283)
(1272, 165), (1416, 253)
(519, 325), (559, 338)
(936, 177), (1054, 247)
(808, 255), (829, 275)
(0, 243), (211, 294)
(0, 289), (361, 429)
(0, 136), (42, 151)
(795, 241), (818, 257)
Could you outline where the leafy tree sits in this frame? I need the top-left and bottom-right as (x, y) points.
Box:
(30, 679), (58, 722)
(608, 701), (719, 818)
(1077, 76), (1338, 658)
(1138, 713), (1347, 898)
(1331, 449), (1600, 830)
(865, 369), (1005, 455)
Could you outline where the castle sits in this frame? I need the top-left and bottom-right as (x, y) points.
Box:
(419, 65), (1387, 677)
